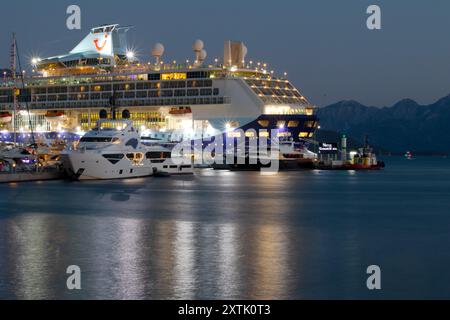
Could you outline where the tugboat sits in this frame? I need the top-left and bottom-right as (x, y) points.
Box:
(314, 135), (385, 170)
(344, 136), (385, 170)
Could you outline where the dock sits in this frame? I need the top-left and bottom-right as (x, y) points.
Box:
(0, 170), (65, 183)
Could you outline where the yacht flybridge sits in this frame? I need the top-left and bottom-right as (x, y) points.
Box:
(62, 118), (192, 180)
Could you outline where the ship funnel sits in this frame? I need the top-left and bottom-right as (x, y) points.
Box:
(224, 40), (247, 68)
(151, 43), (165, 64)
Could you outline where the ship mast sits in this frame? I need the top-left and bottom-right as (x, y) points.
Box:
(10, 33), (17, 145)
(10, 33), (36, 146)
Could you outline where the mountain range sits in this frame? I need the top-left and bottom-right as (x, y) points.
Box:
(317, 94), (450, 154)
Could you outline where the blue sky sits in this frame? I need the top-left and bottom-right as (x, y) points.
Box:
(0, 0), (449, 107)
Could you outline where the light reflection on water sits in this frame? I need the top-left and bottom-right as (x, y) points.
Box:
(1, 157), (450, 299)
(174, 221), (196, 299)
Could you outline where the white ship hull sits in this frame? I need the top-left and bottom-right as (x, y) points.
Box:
(152, 161), (194, 175)
(63, 152), (154, 180)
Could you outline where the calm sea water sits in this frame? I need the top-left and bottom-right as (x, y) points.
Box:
(1, 157), (450, 300)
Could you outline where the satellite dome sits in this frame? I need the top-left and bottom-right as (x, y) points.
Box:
(199, 49), (207, 61)
(152, 43), (165, 57)
(193, 40), (204, 52)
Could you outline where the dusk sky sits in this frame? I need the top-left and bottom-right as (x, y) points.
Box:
(0, 0), (449, 107)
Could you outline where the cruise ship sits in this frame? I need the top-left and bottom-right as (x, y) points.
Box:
(0, 24), (318, 146)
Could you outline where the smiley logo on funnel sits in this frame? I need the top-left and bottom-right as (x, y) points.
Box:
(93, 34), (108, 51)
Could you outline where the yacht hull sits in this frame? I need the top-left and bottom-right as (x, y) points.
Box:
(62, 152), (154, 180)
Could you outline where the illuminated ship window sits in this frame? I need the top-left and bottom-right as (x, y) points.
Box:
(277, 121), (286, 128)
(227, 132), (242, 138)
(161, 73), (187, 80)
(278, 132), (292, 138)
(288, 121), (299, 127)
(245, 79), (311, 107)
(258, 120), (269, 127)
(245, 131), (256, 138)
(299, 132), (311, 138)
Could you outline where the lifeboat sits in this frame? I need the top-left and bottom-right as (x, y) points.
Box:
(169, 107), (192, 116)
(0, 112), (12, 124)
(45, 110), (65, 122)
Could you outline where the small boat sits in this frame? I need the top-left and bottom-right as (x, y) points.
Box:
(343, 144), (385, 170)
(0, 112), (12, 123)
(315, 136), (385, 171)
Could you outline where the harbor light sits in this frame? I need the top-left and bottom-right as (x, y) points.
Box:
(126, 50), (135, 59)
(224, 122), (236, 132)
(31, 57), (41, 66)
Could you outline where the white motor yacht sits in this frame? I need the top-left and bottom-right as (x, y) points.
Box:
(62, 119), (154, 180)
(63, 119), (193, 180)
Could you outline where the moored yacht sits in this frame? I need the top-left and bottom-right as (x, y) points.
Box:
(145, 144), (194, 175)
(62, 119), (154, 180)
(62, 117), (193, 180)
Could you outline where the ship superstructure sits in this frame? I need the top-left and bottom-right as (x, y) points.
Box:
(0, 24), (318, 143)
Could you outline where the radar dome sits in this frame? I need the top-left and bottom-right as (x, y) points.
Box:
(193, 40), (204, 52)
(199, 49), (207, 61)
(152, 43), (165, 57)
